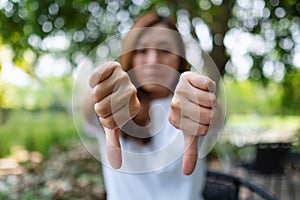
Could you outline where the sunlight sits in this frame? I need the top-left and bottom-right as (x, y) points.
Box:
(0, 63), (32, 87)
(0, 44), (13, 62)
(0, 158), (23, 176)
(224, 28), (264, 80)
(35, 54), (72, 78)
(193, 17), (213, 52)
(0, 32), (72, 87)
(40, 31), (70, 51)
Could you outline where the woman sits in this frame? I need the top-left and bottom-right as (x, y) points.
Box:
(83, 12), (217, 200)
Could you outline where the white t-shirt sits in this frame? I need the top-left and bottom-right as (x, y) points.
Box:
(103, 158), (205, 200)
(99, 95), (206, 200)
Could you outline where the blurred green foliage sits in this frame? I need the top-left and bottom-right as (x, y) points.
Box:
(0, 0), (299, 79)
(281, 69), (300, 115)
(224, 76), (282, 115)
(0, 0), (300, 158)
(0, 110), (77, 157)
(0, 76), (73, 110)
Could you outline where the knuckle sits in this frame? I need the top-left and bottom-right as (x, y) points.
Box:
(180, 71), (191, 79)
(132, 86), (138, 95)
(207, 79), (216, 92)
(177, 78), (189, 89)
(129, 85), (137, 96)
(116, 72), (129, 85)
(170, 101), (181, 112)
(174, 88), (186, 96)
(129, 97), (141, 117)
(199, 92), (216, 108)
(89, 72), (100, 88)
(210, 93), (217, 105)
(198, 125), (209, 136)
(120, 70), (129, 80)
(93, 85), (103, 100)
(109, 61), (121, 71)
(121, 71), (129, 80)
(202, 109), (213, 124)
(100, 117), (117, 129)
(171, 93), (183, 104)
(123, 85), (137, 103)
(168, 114), (180, 129)
(114, 61), (122, 69)
(94, 102), (109, 117)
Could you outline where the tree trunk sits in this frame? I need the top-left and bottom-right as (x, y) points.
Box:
(208, 0), (233, 82)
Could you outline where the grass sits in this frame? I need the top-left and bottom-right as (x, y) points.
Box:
(227, 114), (300, 131)
(0, 110), (78, 158)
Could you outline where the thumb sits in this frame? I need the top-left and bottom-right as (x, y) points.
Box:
(182, 134), (199, 175)
(105, 128), (122, 169)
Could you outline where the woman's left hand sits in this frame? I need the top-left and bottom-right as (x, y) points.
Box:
(168, 71), (216, 175)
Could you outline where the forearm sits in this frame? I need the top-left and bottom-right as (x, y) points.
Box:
(81, 91), (100, 135)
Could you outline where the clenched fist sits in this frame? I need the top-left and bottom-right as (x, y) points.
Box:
(89, 62), (141, 169)
(169, 71), (216, 175)
(88, 63), (217, 175)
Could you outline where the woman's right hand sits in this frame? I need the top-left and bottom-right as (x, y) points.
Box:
(89, 61), (141, 169)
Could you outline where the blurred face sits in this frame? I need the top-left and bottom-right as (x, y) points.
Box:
(132, 23), (181, 99)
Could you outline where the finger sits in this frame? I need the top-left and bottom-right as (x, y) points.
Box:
(170, 96), (215, 126)
(182, 134), (199, 176)
(182, 107), (214, 126)
(105, 128), (122, 169)
(92, 69), (130, 102)
(187, 89), (216, 109)
(89, 62), (121, 88)
(98, 93), (141, 129)
(176, 73), (216, 108)
(169, 113), (209, 137)
(182, 72), (216, 92)
(99, 103), (136, 129)
(174, 88), (216, 109)
(94, 93), (128, 118)
(180, 117), (209, 136)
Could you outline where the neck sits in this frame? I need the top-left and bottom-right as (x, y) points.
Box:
(149, 90), (170, 100)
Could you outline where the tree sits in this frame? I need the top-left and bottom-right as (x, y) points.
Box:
(0, 0), (300, 109)
(1, 0), (299, 78)
(281, 68), (300, 114)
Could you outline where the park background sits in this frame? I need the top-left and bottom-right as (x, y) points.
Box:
(0, 0), (300, 199)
